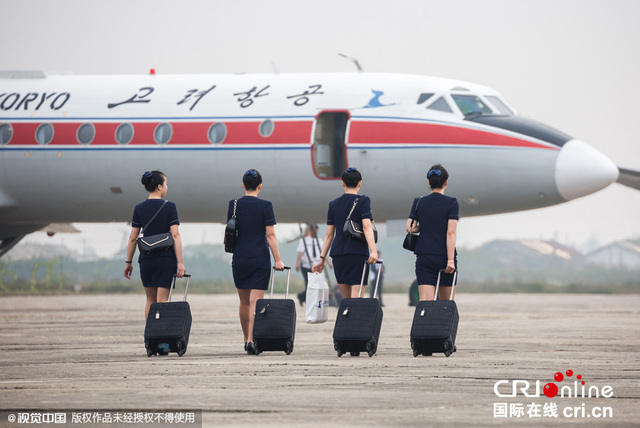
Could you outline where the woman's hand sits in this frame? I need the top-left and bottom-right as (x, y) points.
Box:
(445, 261), (455, 274)
(367, 251), (378, 265)
(312, 260), (324, 274)
(177, 262), (186, 278)
(124, 264), (133, 279)
(274, 260), (285, 271)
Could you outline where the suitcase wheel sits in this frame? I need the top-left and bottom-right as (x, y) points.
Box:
(366, 341), (376, 357)
(443, 341), (450, 351)
(147, 349), (155, 357)
(285, 340), (293, 355)
(178, 349), (186, 357)
(413, 349), (419, 357)
(337, 351), (344, 357)
(350, 351), (360, 357)
(445, 351), (452, 357)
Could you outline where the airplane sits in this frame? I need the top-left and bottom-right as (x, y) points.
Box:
(1, 68), (638, 258)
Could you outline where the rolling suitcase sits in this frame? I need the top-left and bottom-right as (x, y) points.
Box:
(253, 266), (296, 355)
(144, 274), (192, 357)
(332, 261), (383, 357)
(410, 269), (458, 357)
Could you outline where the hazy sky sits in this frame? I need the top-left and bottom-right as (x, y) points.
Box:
(3, 0), (639, 257)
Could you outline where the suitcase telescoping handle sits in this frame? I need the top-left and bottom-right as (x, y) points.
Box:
(269, 266), (292, 299)
(358, 261), (383, 299)
(434, 269), (457, 301)
(168, 274), (191, 302)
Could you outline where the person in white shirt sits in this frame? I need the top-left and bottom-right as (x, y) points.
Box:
(295, 225), (331, 305)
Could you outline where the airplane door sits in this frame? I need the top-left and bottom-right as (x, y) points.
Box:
(312, 111), (349, 178)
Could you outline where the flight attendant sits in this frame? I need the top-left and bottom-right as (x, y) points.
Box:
(229, 169), (285, 355)
(406, 164), (459, 301)
(124, 170), (186, 320)
(312, 167), (378, 298)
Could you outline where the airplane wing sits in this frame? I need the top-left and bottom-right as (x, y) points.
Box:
(617, 167), (640, 191)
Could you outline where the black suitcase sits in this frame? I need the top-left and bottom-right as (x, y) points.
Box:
(332, 261), (383, 357)
(410, 270), (458, 357)
(253, 267), (296, 355)
(144, 274), (192, 357)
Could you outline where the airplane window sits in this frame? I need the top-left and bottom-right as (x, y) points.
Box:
(485, 95), (514, 115)
(154, 123), (173, 145)
(36, 123), (54, 145)
(427, 97), (453, 113)
(208, 122), (227, 144)
(115, 123), (134, 145)
(0, 123), (12, 144)
(451, 94), (493, 116)
(259, 119), (274, 138)
(417, 93), (434, 104)
(77, 123), (95, 145)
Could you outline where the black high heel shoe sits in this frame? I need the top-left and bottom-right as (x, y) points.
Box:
(246, 341), (258, 355)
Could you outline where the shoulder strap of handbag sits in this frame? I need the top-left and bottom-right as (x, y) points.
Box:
(232, 198), (238, 219)
(346, 195), (362, 221)
(409, 196), (422, 228)
(142, 200), (169, 233)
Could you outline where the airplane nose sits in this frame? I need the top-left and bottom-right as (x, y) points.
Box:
(555, 139), (619, 201)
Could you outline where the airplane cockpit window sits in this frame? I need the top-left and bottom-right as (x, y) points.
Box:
(154, 123), (173, 145)
(417, 93), (434, 104)
(115, 123), (134, 145)
(36, 123), (54, 145)
(259, 119), (274, 138)
(77, 123), (95, 145)
(427, 97), (453, 113)
(0, 123), (12, 144)
(485, 95), (514, 115)
(208, 122), (227, 144)
(451, 94), (493, 116)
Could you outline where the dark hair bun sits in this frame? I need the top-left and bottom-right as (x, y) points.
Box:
(141, 170), (165, 192)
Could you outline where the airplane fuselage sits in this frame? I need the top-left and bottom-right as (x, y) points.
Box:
(0, 72), (618, 246)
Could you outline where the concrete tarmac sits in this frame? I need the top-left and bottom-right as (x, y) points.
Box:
(0, 293), (639, 427)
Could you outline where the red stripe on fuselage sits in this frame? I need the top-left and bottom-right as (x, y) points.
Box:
(4, 121), (313, 146)
(349, 121), (557, 150)
(2, 119), (557, 150)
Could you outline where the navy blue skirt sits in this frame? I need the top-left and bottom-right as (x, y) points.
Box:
(332, 254), (369, 286)
(415, 254), (457, 287)
(139, 255), (177, 288)
(232, 257), (271, 290)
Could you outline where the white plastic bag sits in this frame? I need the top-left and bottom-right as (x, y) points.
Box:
(305, 272), (329, 324)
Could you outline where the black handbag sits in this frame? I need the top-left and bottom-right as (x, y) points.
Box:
(224, 199), (238, 253)
(403, 197), (422, 252)
(137, 200), (175, 254)
(342, 196), (378, 244)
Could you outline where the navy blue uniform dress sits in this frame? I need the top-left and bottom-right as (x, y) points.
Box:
(327, 194), (373, 285)
(409, 193), (459, 287)
(131, 199), (180, 288)
(228, 196), (276, 290)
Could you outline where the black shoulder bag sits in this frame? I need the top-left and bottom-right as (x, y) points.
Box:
(403, 197), (422, 251)
(137, 200), (175, 254)
(343, 196), (378, 243)
(224, 199), (238, 253)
